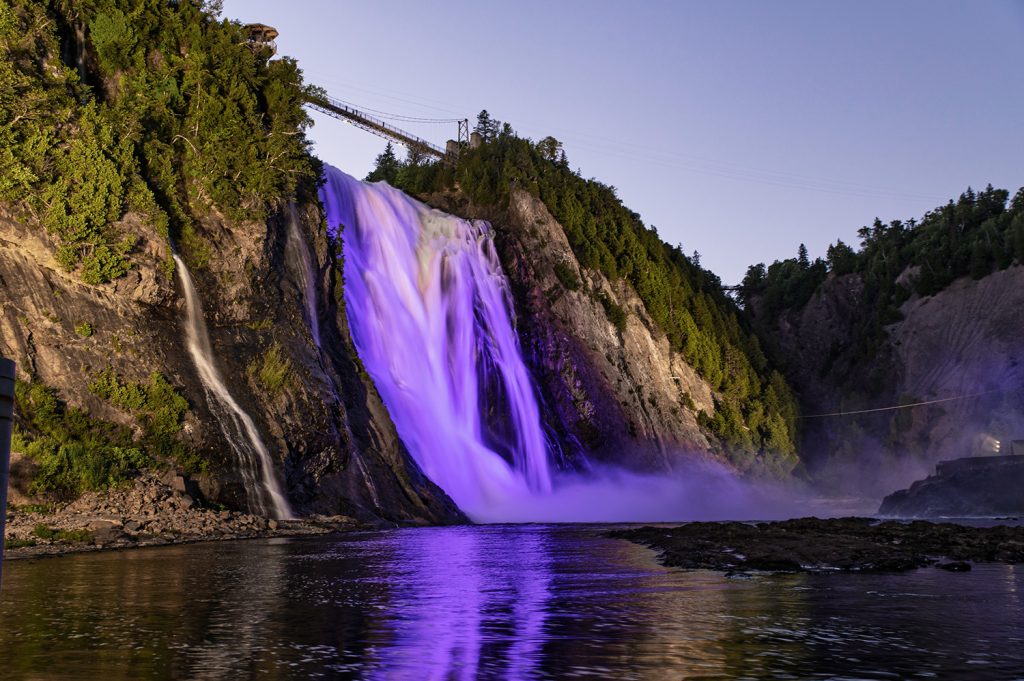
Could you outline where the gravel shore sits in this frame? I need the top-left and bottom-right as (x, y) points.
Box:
(3, 473), (360, 560)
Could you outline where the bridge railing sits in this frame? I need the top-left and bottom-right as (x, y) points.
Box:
(305, 93), (447, 159)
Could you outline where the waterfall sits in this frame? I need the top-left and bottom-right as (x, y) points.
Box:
(173, 254), (293, 519)
(285, 204), (321, 349)
(319, 166), (552, 518)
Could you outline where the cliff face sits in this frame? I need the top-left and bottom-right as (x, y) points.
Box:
(880, 455), (1024, 518)
(752, 266), (1024, 496)
(0, 202), (462, 524)
(424, 189), (722, 473)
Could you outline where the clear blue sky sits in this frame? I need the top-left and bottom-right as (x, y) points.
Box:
(223, 0), (1023, 284)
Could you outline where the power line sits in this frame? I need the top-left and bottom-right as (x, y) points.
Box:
(307, 77), (949, 202)
(799, 389), (1010, 419)
(325, 96), (462, 124)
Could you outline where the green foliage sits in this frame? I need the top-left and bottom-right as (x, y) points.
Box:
(745, 185), (1024, 379)
(382, 124), (800, 466)
(553, 261), (581, 291)
(15, 503), (52, 514)
(4, 538), (37, 549)
(74, 322), (94, 338)
(14, 381), (151, 498)
(31, 523), (56, 540)
(10, 427), (28, 452)
(87, 369), (194, 467)
(2, 0), (320, 279)
(595, 291), (627, 333)
(32, 524), (92, 543)
(365, 142), (400, 184)
(248, 343), (293, 397)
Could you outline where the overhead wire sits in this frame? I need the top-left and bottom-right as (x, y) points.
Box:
(798, 389), (1012, 419)
(306, 76), (950, 202)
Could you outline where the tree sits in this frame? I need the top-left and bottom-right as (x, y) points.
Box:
(474, 109), (499, 142)
(535, 136), (562, 162)
(405, 144), (426, 167)
(797, 243), (809, 268)
(365, 142), (400, 184)
(826, 239), (857, 275)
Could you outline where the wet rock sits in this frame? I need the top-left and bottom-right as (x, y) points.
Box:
(612, 517), (1024, 573)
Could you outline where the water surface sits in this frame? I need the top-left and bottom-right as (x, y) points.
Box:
(2, 525), (1022, 679)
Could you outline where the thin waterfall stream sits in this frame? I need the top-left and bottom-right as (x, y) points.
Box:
(285, 203), (322, 349)
(173, 254), (293, 519)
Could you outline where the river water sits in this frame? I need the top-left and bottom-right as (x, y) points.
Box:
(1, 524), (1022, 679)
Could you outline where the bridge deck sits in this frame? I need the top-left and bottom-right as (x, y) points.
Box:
(305, 93), (447, 160)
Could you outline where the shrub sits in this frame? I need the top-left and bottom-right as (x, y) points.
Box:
(595, 291), (627, 333)
(74, 322), (94, 338)
(88, 369), (196, 468)
(553, 261), (581, 291)
(3, 0), (321, 283)
(14, 379), (161, 497)
(248, 344), (293, 397)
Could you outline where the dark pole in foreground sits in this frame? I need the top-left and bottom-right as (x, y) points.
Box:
(0, 357), (14, 587)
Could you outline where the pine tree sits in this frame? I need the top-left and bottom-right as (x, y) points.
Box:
(797, 243), (809, 268)
(474, 110), (499, 141)
(365, 142), (400, 184)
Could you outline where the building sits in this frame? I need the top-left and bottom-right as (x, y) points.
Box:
(243, 23), (278, 58)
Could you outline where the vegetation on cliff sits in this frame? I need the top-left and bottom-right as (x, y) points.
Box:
(2, 0), (319, 499)
(374, 116), (801, 468)
(0, 0), (319, 281)
(741, 185), (1024, 369)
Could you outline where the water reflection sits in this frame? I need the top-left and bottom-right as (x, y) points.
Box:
(1, 526), (1023, 679)
(366, 527), (550, 679)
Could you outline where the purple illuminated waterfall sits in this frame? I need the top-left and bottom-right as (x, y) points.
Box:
(320, 166), (552, 518)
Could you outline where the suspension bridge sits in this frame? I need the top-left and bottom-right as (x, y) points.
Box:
(304, 90), (470, 162)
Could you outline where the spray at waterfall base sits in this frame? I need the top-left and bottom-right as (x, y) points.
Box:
(321, 166), (810, 523)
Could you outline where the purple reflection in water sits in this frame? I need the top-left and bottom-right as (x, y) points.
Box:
(368, 527), (551, 680)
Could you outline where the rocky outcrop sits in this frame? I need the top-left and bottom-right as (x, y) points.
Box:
(613, 517), (1024, 573)
(750, 266), (1024, 497)
(423, 189), (720, 473)
(3, 472), (362, 560)
(0, 200), (462, 524)
(879, 455), (1024, 518)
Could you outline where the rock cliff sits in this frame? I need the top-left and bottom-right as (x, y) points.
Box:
(751, 266), (1024, 497)
(0, 201), (462, 524)
(880, 455), (1024, 518)
(423, 188), (723, 473)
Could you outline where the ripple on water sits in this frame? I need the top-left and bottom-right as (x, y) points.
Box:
(1, 525), (1023, 679)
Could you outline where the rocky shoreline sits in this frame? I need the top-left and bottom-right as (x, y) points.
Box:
(3, 473), (363, 560)
(611, 517), (1024, 573)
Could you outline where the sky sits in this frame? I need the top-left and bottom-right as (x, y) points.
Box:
(222, 0), (1023, 284)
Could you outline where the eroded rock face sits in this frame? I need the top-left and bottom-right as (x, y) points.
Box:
(0, 203), (462, 524)
(423, 189), (721, 474)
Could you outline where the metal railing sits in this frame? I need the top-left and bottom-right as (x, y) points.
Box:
(305, 93), (448, 160)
